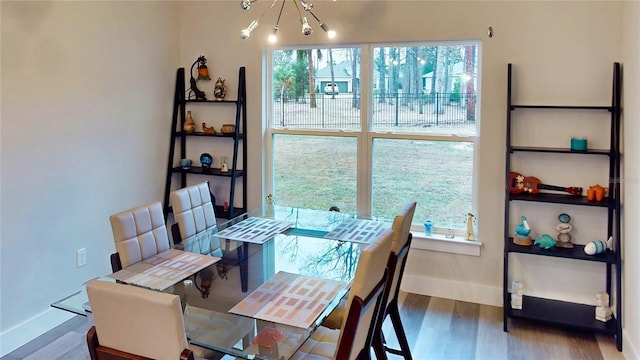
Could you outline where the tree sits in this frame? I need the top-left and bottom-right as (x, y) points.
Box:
(328, 49), (336, 99)
(375, 48), (387, 103)
(351, 48), (360, 109)
(465, 45), (476, 121)
(307, 49), (316, 108)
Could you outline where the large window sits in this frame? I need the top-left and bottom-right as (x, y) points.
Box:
(266, 43), (479, 231)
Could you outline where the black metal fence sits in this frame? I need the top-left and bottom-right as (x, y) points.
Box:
(272, 93), (477, 129)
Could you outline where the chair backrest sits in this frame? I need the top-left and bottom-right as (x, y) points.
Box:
(170, 182), (221, 257)
(387, 201), (417, 306)
(86, 280), (191, 360)
(109, 201), (171, 267)
(109, 201), (170, 269)
(336, 229), (393, 360)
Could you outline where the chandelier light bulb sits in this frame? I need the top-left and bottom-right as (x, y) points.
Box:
(240, 0), (256, 10)
(301, 17), (313, 36)
(268, 25), (279, 43)
(300, 0), (313, 11)
(240, 20), (259, 39)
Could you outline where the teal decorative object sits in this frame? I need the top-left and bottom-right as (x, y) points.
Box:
(534, 234), (556, 249)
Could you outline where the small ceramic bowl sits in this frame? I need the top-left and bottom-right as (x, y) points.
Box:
(179, 159), (192, 169)
(220, 124), (235, 134)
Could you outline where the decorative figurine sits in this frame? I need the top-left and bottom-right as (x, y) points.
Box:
(584, 236), (613, 255)
(188, 56), (209, 100)
(587, 184), (608, 202)
(202, 122), (217, 135)
(511, 280), (523, 310)
(445, 228), (455, 239)
(514, 216), (533, 246)
(199, 153), (213, 169)
(555, 213), (574, 248)
(424, 220), (433, 236)
(266, 193), (275, 217)
(466, 212), (476, 241)
(183, 111), (196, 133)
(595, 291), (612, 322)
(220, 156), (229, 172)
(534, 234), (556, 249)
(214, 77), (227, 101)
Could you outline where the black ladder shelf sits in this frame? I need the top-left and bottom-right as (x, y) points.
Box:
(163, 66), (247, 219)
(503, 62), (622, 351)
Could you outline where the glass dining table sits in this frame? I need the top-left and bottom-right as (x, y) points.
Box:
(52, 205), (391, 360)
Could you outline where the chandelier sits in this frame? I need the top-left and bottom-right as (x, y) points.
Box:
(240, 0), (336, 43)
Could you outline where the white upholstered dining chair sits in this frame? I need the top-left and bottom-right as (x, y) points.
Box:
(372, 201), (416, 360)
(109, 201), (171, 272)
(86, 280), (215, 360)
(290, 228), (394, 360)
(170, 182), (222, 257)
(321, 201), (417, 360)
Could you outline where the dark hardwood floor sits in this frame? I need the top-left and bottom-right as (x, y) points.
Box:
(2, 293), (623, 360)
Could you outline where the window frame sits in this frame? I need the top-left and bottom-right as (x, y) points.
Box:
(264, 41), (481, 234)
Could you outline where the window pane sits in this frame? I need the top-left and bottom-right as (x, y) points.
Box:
(272, 48), (361, 130)
(371, 138), (473, 229)
(272, 134), (357, 212)
(371, 45), (478, 136)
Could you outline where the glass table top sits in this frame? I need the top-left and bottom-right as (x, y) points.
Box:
(52, 206), (391, 359)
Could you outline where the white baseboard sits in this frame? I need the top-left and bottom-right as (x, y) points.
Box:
(623, 329), (638, 360)
(0, 308), (74, 357)
(401, 273), (502, 307)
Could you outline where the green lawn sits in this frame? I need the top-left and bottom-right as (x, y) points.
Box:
(273, 134), (473, 229)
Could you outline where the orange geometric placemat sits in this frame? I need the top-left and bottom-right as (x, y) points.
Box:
(229, 271), (346, 329)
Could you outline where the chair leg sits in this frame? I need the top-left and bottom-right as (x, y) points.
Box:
(372, 325), (388, 360)
(386, 301), (412, 360)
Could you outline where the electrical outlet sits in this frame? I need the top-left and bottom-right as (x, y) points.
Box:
(76, 248), (87, 267)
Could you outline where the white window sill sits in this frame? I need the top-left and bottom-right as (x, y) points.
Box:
(411, 232), (482, 256)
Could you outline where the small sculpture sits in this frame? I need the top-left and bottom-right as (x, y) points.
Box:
(584, 236), (613, 255)
(214, 77), (227, 101)
(587, 184), (608, 202)
(183, 111), (196, 133)
(466, 213), (476, 241)
(220, 156), (229, 172)
(202, 122), (217, 135)
(595, 291), (612, 322)
(534, 234), (556, 249)
(511, 280), (523, 310)
(514, 216), (532, 246)
(445, 228), (455, 239)
(199, 153), (213, 169)
(424, 220), (433, 236)
(555, 213), (574, 249)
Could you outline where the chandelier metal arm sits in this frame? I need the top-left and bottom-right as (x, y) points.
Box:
(240, 0), (335, 41)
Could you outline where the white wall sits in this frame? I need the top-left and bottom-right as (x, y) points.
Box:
(622, 1), (640, 358)
(178, 1), (635, 353)
(1, 1), (637, 357)
(0, 1), (179, 354)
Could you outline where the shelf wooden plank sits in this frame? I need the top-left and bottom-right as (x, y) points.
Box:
(510, 146), (611, 156)
(185, 99), (238, 104)
(507, 240), (616, 263)
(508, 296), (617, 335)
(510, 105), (612, 110)
(172, 166), (244, 177)
(509, 192), (612, 207)
(175, 131), (244, 139)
